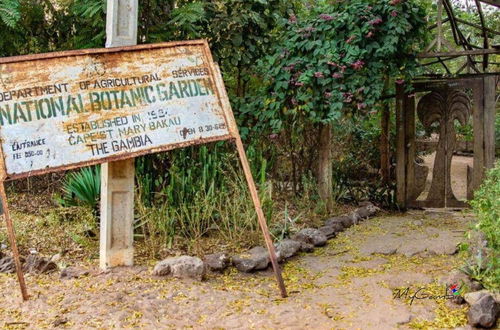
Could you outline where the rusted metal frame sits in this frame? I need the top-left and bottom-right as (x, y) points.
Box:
(443, 0), (465, 47)
(210, 63), (287, 298)
(418, 48), (500, 58)
(474, 0), (490, 70)
(420, 56), (460, 66)
(2, 134), (233, 182)
(456, 61), (470, 75)
(455, 17), (500, 37)
(437, 0), (444, 51)
(437, 57), (452, 74)
(478, 0), (500, 7)
(0, 40), (207, 64)
(0, 141), (28, 300)
(429, 17), (450, 30)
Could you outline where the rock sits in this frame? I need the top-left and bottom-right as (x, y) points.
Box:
(471, 281), (484, 292)
(299, 242), (315, 253)
(318, 226), (337, 240)
(292, 228), (327, 247)
(324, 221), (345, 233)
(52, 317), (68, 327)
(440, 269), (471, 290)
(60, 267), (90, 279)
(23, 254), (57, 274)
(355, 204), (379, 219)
(232, 247), (270, 273)
(464, 290), (490, 306)
(51, 253), (62, 263)
(275, 239), (301, 262)
(467, 294), (499, 328)
(203, 253), (230, 272)
(324, 218), (345, 231)
(338, 215), (355, 228)
(153, 256), (205, 280)
(0, 256), (15, 273)
(413, 220), (423, 226)
(348, 212), (362, 225)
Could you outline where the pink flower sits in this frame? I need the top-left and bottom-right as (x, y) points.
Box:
(369, 18), (383, 25)
(346, 36), (356, 44)
(314, 72), (324, 78)
(366, 31), (374, 38)
(295, 82), (304, 87)
(319, 14), (334, 21)
(332, 73), (343, 79)
(289, 15), (297, 23)
(291, 98), (298, 106)
(357, 103), (367, 110)
(269, 133), (279, 140)
(396, 79), (405, 85)
(340, 65), (347, 73)
(343, 92), (353, 103)
(390, 10), (398, 17)
(327, 61), (337, 66)
(390, 0), (402, 5)
(351, 60), (365, 70)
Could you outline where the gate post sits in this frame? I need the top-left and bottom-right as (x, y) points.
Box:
(100, 0), (138, 269)
(395, 84), (407, 207)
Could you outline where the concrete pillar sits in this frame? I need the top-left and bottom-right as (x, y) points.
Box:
(100, 0), (138, 269)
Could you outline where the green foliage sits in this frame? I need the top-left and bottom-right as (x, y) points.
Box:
(469, 162), (500, 291)
(470, 163), (500, 250)
(244, 0), (427, 132)
(58, 166), (101, 211)
(135, 145), (274, 254)
(0, 0), (20, 28)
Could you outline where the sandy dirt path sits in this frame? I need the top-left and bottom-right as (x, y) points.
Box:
(0, 210), (473, 329)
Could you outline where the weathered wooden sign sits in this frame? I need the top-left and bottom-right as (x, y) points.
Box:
(0, 41), (232, 179)
(0, 39), (287, 301)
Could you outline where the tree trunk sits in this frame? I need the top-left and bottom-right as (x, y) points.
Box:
(317, 123), (333, 212)
(380, 76), (391, 184)
(380, 101), (391, 184)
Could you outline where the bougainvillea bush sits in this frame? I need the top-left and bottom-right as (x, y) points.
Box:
(239, 0), (428, 207)
(244, 0), (428, 130)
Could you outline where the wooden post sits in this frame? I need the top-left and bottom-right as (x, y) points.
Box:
(472, 79), (485, 193)
(235, 136), (288, 298)
(483, 76), (496, 171)
(395, 83), (407, 208)
(100, 0), (138, 269)
(211, 64), (287, 298)
(0, 183), (28, 301)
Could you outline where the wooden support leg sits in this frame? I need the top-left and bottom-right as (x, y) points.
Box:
(0, 183), (28, 301)
(234, 136), (287, 298)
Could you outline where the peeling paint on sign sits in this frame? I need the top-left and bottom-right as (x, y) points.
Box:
(0, 41), (234, 179)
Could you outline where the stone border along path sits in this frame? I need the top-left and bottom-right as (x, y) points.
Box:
(153, 203), (379, 278)
(3, 207), (494, 328)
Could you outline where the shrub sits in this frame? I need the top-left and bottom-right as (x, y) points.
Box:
(468, 162), (500, 291)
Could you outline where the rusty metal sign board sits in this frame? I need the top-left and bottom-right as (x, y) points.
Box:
(0, 40), (234, 180)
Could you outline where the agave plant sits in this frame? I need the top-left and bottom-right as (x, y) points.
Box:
(59, 166), (101, 211)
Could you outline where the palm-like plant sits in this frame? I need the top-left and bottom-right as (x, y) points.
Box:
(59, 166), (101, 211)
